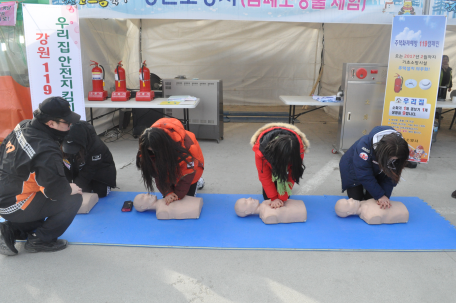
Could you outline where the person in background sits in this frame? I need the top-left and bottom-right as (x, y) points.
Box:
(438, 55), (452, 100)
(0, 97), (82, 256)
(136, 118), (204, 205)
(339, 126), (409, 209)
(250, 123), (309, 209)
(62, 121), (116, 198)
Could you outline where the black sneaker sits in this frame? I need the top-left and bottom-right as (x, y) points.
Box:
(0, 221), (18, 256)
(452, 190), (456, 199)
(24, 233), (68, 253)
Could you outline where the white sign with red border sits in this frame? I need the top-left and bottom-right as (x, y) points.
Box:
(23, 4), (85, 120)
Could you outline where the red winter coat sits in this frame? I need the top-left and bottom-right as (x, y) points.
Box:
(250, 123), (309, 201)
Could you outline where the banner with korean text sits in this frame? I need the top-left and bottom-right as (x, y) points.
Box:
(0, 1), (17, 26)
(23, 4), (85, 120)
(51, 0), (424, 25)
(381, 15), (446, 163)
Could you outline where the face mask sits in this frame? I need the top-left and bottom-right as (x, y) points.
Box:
(46, 125), (69, 140)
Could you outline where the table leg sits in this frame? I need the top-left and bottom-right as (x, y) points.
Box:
(292, 105), (296, 125)
(183, 108), (189, 130)
(90, 108), (93, 126)
(450, 109), (456, 130)
(288, 106), (292, 124)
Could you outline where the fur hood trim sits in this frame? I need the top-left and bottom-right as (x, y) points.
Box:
(250, 122), (310, 152)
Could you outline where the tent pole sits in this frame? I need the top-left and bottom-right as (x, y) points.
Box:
(139, 19), (142, 68)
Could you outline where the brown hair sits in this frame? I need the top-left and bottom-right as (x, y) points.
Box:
(373, 133), (409, 183)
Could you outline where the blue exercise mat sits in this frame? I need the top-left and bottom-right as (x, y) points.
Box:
(57, 192), (456, 251)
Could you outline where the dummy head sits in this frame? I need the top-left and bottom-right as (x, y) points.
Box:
(263, 134), (305, 184)
(235, 198), (260, 217)
(133, 194), (157, 212)
(335, 198), (360, 217)
(136, 127), (193, 193)
(374, 132), (409, 183)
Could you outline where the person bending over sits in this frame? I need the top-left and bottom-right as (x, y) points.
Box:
(0, 97), (82, 256)
(250, 123), (309, 209)
(136, 118), (204, 205)
(62, 121), (116, 198)
(339, 126), (409, 209)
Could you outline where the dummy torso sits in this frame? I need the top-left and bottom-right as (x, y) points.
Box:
(133, 194), (203, 219)
(235, 198), (307, 224)
(335, 198), (409, 224)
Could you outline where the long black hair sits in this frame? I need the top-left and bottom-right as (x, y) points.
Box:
(374, 132), (409, 183)
(263, 134), (305, 184)
(136, 127), (194, 194)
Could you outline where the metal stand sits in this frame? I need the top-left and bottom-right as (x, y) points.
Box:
(288, 105), (326, 124)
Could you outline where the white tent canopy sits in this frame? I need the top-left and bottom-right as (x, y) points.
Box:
(81, 20), (456, 107)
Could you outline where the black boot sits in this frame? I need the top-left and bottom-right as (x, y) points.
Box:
(0, 221), (18, 256)
(24, 233), (68, 253)
(405, 161), (418, 168)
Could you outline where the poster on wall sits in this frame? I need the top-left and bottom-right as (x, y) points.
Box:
(51, 0), (423, 25)
(429, 0), (456, 25)
(23, 4), (86, 120)
(381, 15), (446, 163)
(0, 1), (17, 26)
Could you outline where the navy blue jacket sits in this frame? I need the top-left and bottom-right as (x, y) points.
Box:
(339, 126), (398, 200)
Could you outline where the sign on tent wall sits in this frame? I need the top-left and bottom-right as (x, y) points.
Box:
(429, 0), (456, 25)
(51, 0), (424, 24)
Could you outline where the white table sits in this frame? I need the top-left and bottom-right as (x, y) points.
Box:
(279, 96), (342, 124)
(85, 97), (200, 130)
(436, 101), (456, 130)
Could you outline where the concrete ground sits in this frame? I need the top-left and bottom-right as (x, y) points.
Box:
(2, 106), (456, 303)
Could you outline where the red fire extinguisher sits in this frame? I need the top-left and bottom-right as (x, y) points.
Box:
(394, 73), (403, 93)
(111, 61), (131, 101)
(88, 61), (108, 101)
(136, 60), (155, 101)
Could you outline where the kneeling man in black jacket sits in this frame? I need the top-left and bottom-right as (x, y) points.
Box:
(62, 121), (116, 198)
(0, 97), (83, 255)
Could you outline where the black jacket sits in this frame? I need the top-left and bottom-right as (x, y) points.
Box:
(0, 119), (72, 214)
(64, 121), (116, 187)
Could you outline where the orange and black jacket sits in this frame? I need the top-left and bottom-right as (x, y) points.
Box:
(0, 119), (72, 215)
(150, 118), (204, 199)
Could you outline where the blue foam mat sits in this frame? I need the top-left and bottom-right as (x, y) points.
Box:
(60, 192), (456, 251)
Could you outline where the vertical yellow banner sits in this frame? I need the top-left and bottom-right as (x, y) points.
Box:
(382, 16), (447, 163)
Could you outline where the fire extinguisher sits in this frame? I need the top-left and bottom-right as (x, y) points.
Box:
(88, 60), (108, 101)
(136, 60), (155, 101)
(111, 61), (131, 101)
(394, 73), (403, 93)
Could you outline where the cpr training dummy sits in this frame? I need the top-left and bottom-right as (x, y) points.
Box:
(235, 197), (307, 224)
(335, 198), (409, 225)
(133, 194), (203, 219)
(250, 123), (310, 209)
(339, 126), (409, 209)
(135, 118), (205, 219)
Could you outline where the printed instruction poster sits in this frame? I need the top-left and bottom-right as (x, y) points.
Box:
(381, 15), (446, 163)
